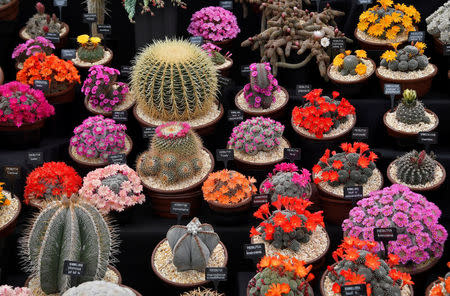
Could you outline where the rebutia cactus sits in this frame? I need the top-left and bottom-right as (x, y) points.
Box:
(429, 263), (450, 296)
(395, 89), (430, 124)
(380, 43), (429, 72)
(426, 1), (450, 44)
(131, 39), (218, 121)
(201, 43), (231, 66)
(395, 150), (437, 185)
(228, 117), (284, 156)
(139, 122), (203, 184)
(243, 63), (280, 109)
(62, 281), (135, 296)
(20, 197), (116, 294)
(77, 35), (105, 63)
(333, 50), (368, 76)
(167, 217), (220, 272)
(25, 2), (63, 38)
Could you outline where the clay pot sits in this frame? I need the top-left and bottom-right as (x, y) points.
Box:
(45, 83), (76, 105)
(432, 36), (445, 56)
(327, 59), (376, 97)
(425, 280), (441, 296)
(354, 28), (408, 51)
(383, 108), (439, 138)
(396, 257), (440, 276)
(291, 115), (356, 141)
(84, 88), (136, 117)
(151, 239), (228, 289)
(376, 64), (438, 98)
(0, 0), (19, 21)
(0, 66), (4, 85)
(217, 56), (233, 77)
(0, 119), (45, 149)
(19, 22), (70, 48)
(206, 196), (252, 214)
(122, 286), (142, 296)
(206, 38), (232, 49)
(247, 281), (314, 296)
(72, 48), (114, 70)
(235, 87), (289, 120)
(0, 195), (21, 238)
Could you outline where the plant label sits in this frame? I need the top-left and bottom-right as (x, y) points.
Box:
(170, 202), (190, 224)
(227, 110), (243, 123)
(108, 153), (126, 165)
(384, 83), (401, 95)
(3, 166), (20, 179)
(112, 111), (128, 122)
(142, 127), (156, 139)
(83, 13), (97, 23)
(244, 243), (266, 259)
(61, 49), (76, 60)
(220, 1), (233, 10)
(120, 66), (132, 76)
(418, 132), (438, 145)
(374, 227), (398, 242)
(189, 36), (203, 46)
(252, 194), (269, 207)
(97, 24), (112, 35)
(357, 0), (372, 4)
(53, 0), (67, 6)
(206, 267), (227, 289)
(408, 31), (425, 43)
(63, 260), (85, 277)
(284, 148), (301, 163)
(216, 149), (234, 169)
(342, 284), (367, 296)
(352, 127), (369, 140)
(343, 186), (363, 202)
(241, 65), (250, 77)
(33, 80), (49, 92)
(331, 38), (346, 50)
(218, 75), (232, 88)
(27, 152), (43, 166)
(45, 32), (60, 43)
(444, 45), (450, 56)
(295, 84), (312, 97)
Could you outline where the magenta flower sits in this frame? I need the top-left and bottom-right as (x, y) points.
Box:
(392, 212), (408, 228)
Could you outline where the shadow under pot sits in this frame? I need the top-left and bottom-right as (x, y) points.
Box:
(44, 83), (76, 105)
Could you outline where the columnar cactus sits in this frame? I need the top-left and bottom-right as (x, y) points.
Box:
(139, 122), (203, 184)
(426, 1), (450, 44)
(380, 43), (429, 72)
(228, 117), (284, 156)
(131, 39), (218, 121)
(62, 281), (135, 296)
(395, 89), (430, 124)
(25, 2), (63, 38)
(395, 150), (437, 185)
(167, 217), (220, 272)
(243, 63), (280, 109)
(76, 35), (106, 63)
(20, 197), (116, 294)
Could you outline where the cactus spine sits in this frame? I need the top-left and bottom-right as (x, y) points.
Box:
(395, 150), (437, 185)
(243, 63), (280, 109)
(86, 0), (107, 37)
(395, 89), (430, 124)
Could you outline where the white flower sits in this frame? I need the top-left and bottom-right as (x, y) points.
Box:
(321, 37), (330, 48)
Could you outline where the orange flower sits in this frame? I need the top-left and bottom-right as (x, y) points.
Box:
(358, 156), (370, 168)
(387, 253), (400, 267)
(267, 283), (290, 296)
(344, 248), (360, 262)
(250, 227), (261, 237)
(259, 256), (272, 268)
(294, 263), (312, 278)
(355, 63), (367, 75)
(365, 253), (381, 270)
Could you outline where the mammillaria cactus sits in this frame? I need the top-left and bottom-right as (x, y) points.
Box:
(380, 43), (429, 72)
(250, 196), (324, 252)
(428, 263), (450, 296)
(247, 254), (314, 296)
(20, 197), (117, 294)
(201, 43), (231, 66)
(24, 162), (82, 205)
(167, 217), (220, 272)
(342, 184), (448, 267)
(313, 142), (378, 187)
(25, 2), (63, 38)
(139, 122), (203, 184)
(131, 39), (218, 121)
(327, 237), (413, 296)
(243, 63), (280, 109)
(122, 0), (187, 22)
(76, 34), (105, 63)
(394, 150), (437, 186)
(228, 117), (284, 156)
(426, 1), (450, 44)
(261, 163), (311, 202)
(70, 115), (127, 161)
(395, 89), (430, 124)
(0, 286), (32, 296)
(333, 50), (368, 76)
(62, 281), (135, 296)
(12, 37), (54, 66)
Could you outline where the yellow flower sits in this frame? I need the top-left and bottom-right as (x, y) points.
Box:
(359, 11), (373, 22)
(379, 15), (393, 28)
(377, 0), (393, 9)
(391, 42), (400, 51)
(77, 34), (90, 44)
(355, 50), (367, 59)
(367, 12), (379, 23)
(345, 50), (352, 56)
(391, 12), (402, 23)
(415, 42), (426, 54)
(395, 3), (407, 12)
(381, 50), (397, 62)
(355, 63), (367, 75)
(412, 10), (421, 23)
(404, 5), (418, 17)
(333, 56), (344, 68)
(358, 21), (370, 32)
(401, 15), (413, 28)
(367, 23), (384, 37)
(90, 37), (101, 45)
(336, 53), (345, 59)
(385, 26), (400, 40)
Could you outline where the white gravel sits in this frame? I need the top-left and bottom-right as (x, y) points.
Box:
(236, 88), (288, 114)
(0, 192), (19, 230)
(329, 59), (374, 82)
(377, 64), (436, 80)
(231, 138), (289, 164)
(385, 110), (437, 133)
(72, 48), (112, 68)
(70, 136), (132, 165)
(356, 28), (409, 44)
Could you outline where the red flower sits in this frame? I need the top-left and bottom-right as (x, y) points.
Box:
(332, 160), (343, 169)
(358, 156), (370, 168)
(332, 283), (341, 293)
(332, 91), (340, 98)
(250, 227), (261, 238)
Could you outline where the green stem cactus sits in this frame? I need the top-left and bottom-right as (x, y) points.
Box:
(395, 150), (437, 185)
(380, 44), (429, 72)
(395, 89), (430, 124)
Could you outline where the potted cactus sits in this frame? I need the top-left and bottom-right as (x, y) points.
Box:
(426, 2), (450, 56)
(247, 254), (315, 296)
(342, 184), (448, 275)
(387, 150), (446, 192)
(321, 236), (414, 296)
(82, 65), (134, 116)
(355, 0), (420, 50)
(62, 281), (142, 296)
(201, 43), (233, 77)
(0, 182), (21, 238)
(376, 43), (438, 97)
(151, 217), (228, 288)
(19, 2), (69, 48)
(0, 285), (31, 295)
(425, 262), (450, 296)
(0, 0), (19, 21)
(291, 89), (356, 141)
(72, 35), (113, 69)
(11, 36), (54, 70)
(136, 122), (214, 218)
(235, 63), (289, 119)
(22, 197), (122, 294)
(131, 39), (222, 136)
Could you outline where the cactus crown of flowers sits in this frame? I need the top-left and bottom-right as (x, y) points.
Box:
(381, 42), (428, 63)
(12, 36), (55, 61)
(201, 43), (231, 59)
(261, 163), (312, 194)
(0, 285), (32, 296)
(156, 122), (191, 139)
(77, 34), (101, 46)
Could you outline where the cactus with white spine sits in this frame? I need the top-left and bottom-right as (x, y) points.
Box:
(86, 0), (107, 37)
(395, 89), (430, 125)
(395, 150), (437, 185)
(62, 281), (135, 296)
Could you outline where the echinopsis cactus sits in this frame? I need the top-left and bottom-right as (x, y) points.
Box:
(139, 122), (203, 184)
(395, 89), (430, 125)
(395, 150), (437, 185)
(70, 115), (127, 161)
(332, 50), (368, 76)
(167, 217), (220, 272)
(131, 39), (218, 121)
(250, 196), (324, 252)
(380, 43), (429, 72)
(25, 2), (63, 38)
(82, 65), (129, 112)
(62, 281), (135, 296)
(342, 184), (448, 266)
(20, 197), (117, 294)
(201, 43), (231, 66)
(12, 37), (55, 65)
(76, 35), (106, 63)
(228, 117), (284, 156)
(247, 254), (314, 296)
(426, 1), (450, 44)
(261, 163), (311, 202)
(313, 142), (378, 187)
(243, 63), (280, 109)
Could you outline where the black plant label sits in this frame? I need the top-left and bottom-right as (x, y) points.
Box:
(61, 49), (76, 60)
(408, 31), (425, 42)
(383, 83), (401, 95)
(63, 260), (85, 276)
(220, 1), (233, 10)
(170, 202), (190, 216)
(343, 186), (363, 201)
(284, 148), (301, 162)
(97, 24), (112, 35)
(241, 65), (250, 77)
(244, 243), (266, 259)
(373, 227), (398, 242)
(142, 127), (156, 139)
(83, 13), (97, 23)
(112, 111), (128, 122)
(3, 166), (21, 179)
(444, 45), (450, 56)
(352, 127), (369, 140)
(418, 132), (438, 145)
(53, 0), (67, 6)
(252, 194), (269, 207)
(205, 267), (227, 281)
(342, 284), (367, 296)
(27, 152), (43, 166)
(189, 36), (203, 46)
(33, 80), (49, 92)
(45, 32), (60, 43)
(227, 110), (243, 122)
(108, 153), (126, 164)
(331, 38), (346, 50)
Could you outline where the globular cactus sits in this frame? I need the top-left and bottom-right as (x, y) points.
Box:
(428, 263), (450, 296)
(20, 197), (117, 294)
(395, 89), (430, 124)
(426, 1), (450, 44)
(77, 35), (105, 63)
(228, 117), (284, 156)
(25, 2), (63, 38)
(201, 43), (231, 66)
(62, 281), (135, 296)
(131, 39), (218, 121)
(139, 122), (203, 184)
(380, 43), (429, 72)
(167, 217), (220, 272)
(333, 50), (368, 76)
(395, 150), (437, 185)
(243, 63), (280, 109)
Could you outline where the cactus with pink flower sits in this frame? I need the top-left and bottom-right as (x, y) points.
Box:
(82, 65), (129, 112)
(228, 116), (284, 156)
(12, 36), (54, 66)
(243, 63), (280, 109)
(342, 184), (448, 268)
(70, 115), (127, 161)
(0, 286), (31, 296)
(25, 2), (63, 39)
(200, 43), (231, 66)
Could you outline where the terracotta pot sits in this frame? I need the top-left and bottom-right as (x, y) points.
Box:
(327, 59), (376, 97)
(0, 66), (4, 85)
(396, 257), (440, 276)
(432, 36), (445, 56)
(72, 48), (114, 70)
(84, 88), (136, 117)
(354, 28), (408, 51)
(0, 195), (21, 238)
(206, 38), (232, 49)
(45, 83), (76, 105)
(383, 108), (439, 138)
(206, 196), (252, 214)
(0, 0), (19, 21)
(235, 87), (289, 120)
(291, 114), (356, 141)
(19, 22), (70, 48)
(376, 64), (438, 98)
(425, 280), (441, 296)
(0, 119), (45, 148)
(151, 239), (228, 289)
(218, 56), (233, 77)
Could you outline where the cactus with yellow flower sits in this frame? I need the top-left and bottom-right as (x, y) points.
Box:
(76, 34), (105, 63)
(333, 50), (369, 76)
(0, 182), (10, 207)
(380, 42), (429, 72)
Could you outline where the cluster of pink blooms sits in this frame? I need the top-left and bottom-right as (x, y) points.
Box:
(262, 162), (311, 192)
(79, 164), (145, 213)
(82, 65), (129, 112)
(200, 43), (232, 59)
(0, 286), (32, 296)
(187, 6), (240, 42)
(0, 81), (54, 127)
(70, 115), (127, 161)
(156, 122), (190, 139)
(243, 62), (280, 108)
(11, 36), (54, 63)
(342, 184), (448, 266)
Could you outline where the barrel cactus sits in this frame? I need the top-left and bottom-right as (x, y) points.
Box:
(62, 281), (135, 296)
(167, 217), (220, 272)
(20, 197), (116, 294)
(131, 39), (218, 121)
(395, 89), (430, 124)
(243, 62), (280, 109)
(76, 35), (105, 63)
(395, 150), (437, 185)
(138, 122), (203, 184)
(25, 2), (63, 38)
(380, 43), (429, 72)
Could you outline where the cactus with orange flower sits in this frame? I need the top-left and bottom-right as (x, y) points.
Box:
(429, 262), (450, 296)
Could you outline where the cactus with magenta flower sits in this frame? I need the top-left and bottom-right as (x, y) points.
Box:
(243, 63), (280, 109)
(12, 37), (55, 66)
(228, 116), (284, 156)
(395, 150), (437, 186)
(25, 2), (63, 39)
(201, 43), (231, 66)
